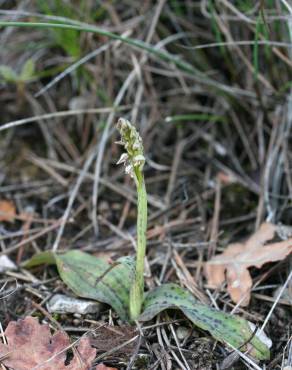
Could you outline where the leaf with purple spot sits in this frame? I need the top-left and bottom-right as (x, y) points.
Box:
(139, 283), (270, 360)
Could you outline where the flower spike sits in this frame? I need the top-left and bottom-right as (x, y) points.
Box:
(116, 118), (145, 180)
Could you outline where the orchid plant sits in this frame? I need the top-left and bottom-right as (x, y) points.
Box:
(26, 118), (270, 362)
(116, 118), (147, 320)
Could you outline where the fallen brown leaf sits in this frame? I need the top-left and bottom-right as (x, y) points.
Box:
(0, 200), (16, 222)
(95, 364), (117, 370)
(205, 223), (292, 306)
(0, 316), (96, 370)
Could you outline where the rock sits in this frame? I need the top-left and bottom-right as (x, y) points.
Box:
(0, 255), (17, 273)
(47, 294), (101, 315)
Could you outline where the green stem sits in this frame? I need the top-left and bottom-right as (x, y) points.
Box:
(129, 168), (147, 320)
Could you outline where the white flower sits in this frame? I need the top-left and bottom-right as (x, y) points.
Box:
(116, 153), (128, 165)
(116, 118), (145, 180)
(125, 165), (134, 177)
(133, 154), (145, 169)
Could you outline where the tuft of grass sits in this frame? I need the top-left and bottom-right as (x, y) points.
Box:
(0, 20), (197, 76)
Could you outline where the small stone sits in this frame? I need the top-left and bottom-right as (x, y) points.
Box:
(73, 318), (81, 326)
(47, 294), (101, 315)
(176, 326), (191, 340)
(0, 255), (17, 273)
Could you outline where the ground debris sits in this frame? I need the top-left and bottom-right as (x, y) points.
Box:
(90, 325), (138, 357)
(0, 316), (96, 370)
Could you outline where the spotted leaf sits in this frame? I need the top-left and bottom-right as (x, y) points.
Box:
(26, 251), (135, 321)
(139, 283), (270, 360)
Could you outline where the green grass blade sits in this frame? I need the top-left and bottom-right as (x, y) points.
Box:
(25, 250), (135, 321)
(208, 0), (226, 56)
(165, 113), (226, 123)
(140, 283), (270, 360)
(0, 21), (253, 96)
(253, 17), (261, 81)
(0, 21), (196, 76)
